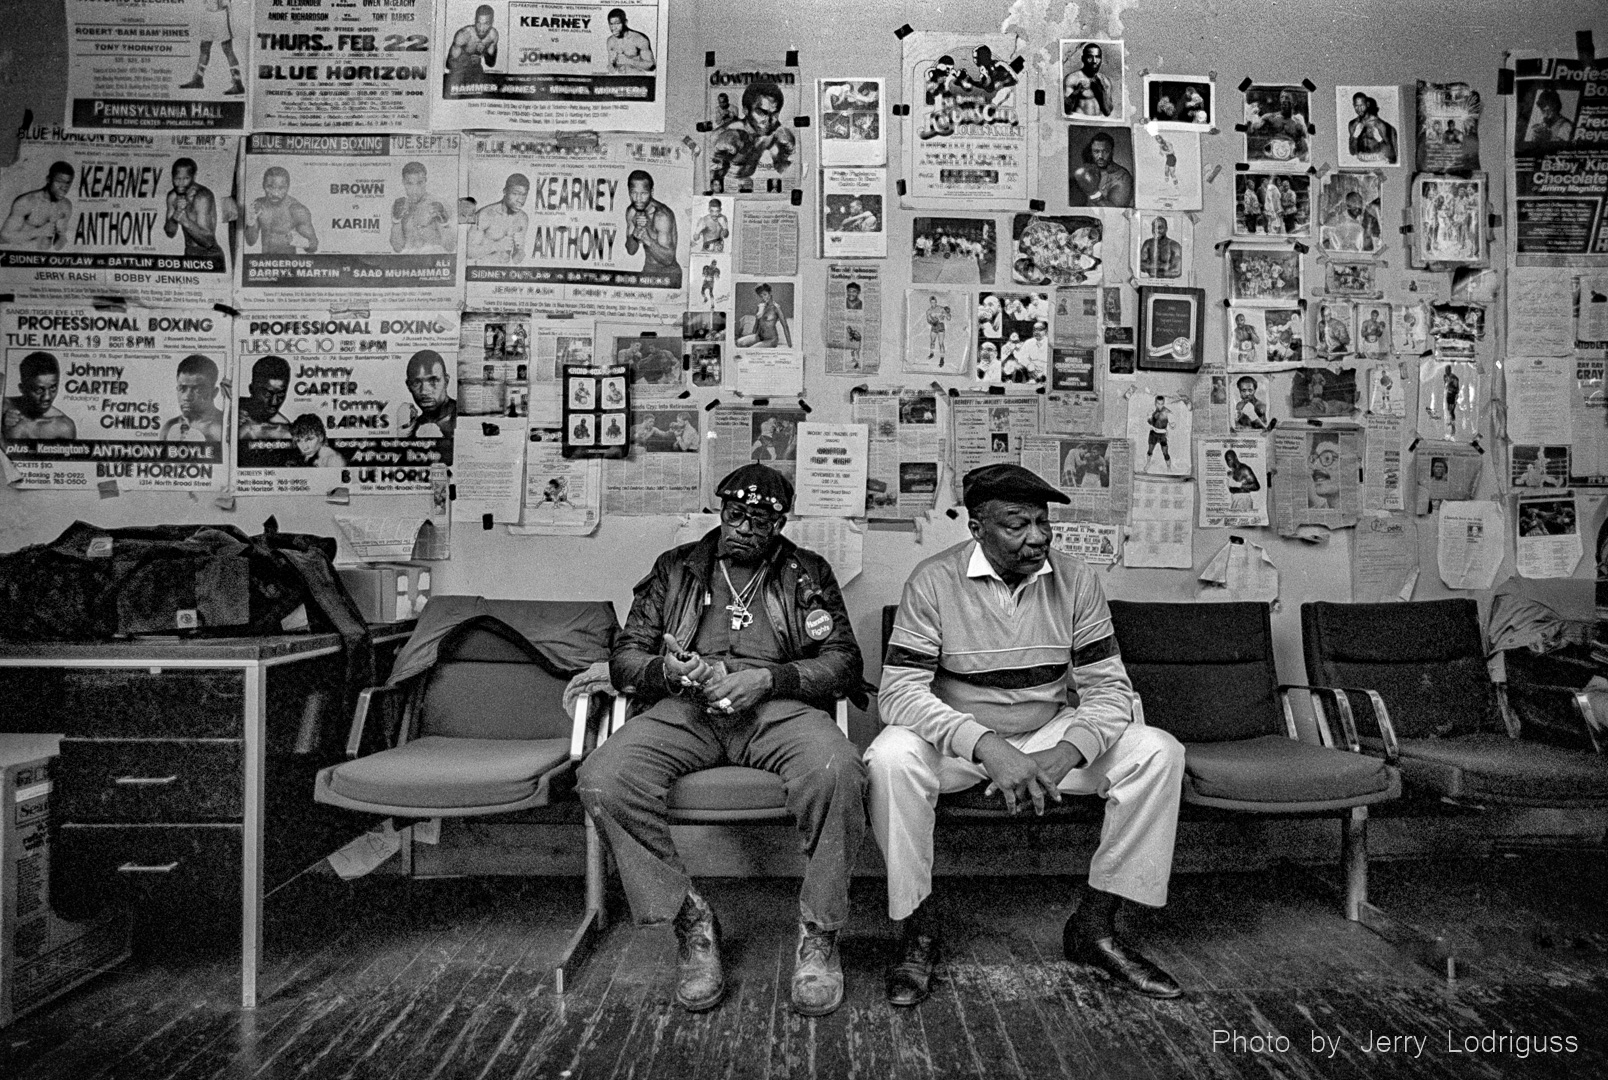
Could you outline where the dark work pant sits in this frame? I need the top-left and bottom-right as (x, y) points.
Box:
(576, 697), (868, 930)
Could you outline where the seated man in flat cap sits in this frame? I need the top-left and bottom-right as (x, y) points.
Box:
(866, 463), (1185, 1005)
(578, 463), (867, 1017)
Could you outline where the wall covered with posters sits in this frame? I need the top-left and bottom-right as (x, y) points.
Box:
(0, 0), (1605, 698)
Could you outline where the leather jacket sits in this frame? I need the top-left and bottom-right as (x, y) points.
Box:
(611, 528), (864, 715)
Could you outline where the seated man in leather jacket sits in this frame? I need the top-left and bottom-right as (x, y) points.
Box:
(577, 464), (867, 1018)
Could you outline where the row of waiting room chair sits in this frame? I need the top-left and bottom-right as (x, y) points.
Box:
(312, 595), (1608, 992)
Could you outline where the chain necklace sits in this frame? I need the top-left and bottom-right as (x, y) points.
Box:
(721, 561), (766, 632)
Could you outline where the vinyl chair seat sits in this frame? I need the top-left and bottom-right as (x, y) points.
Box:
(317, 734), (572, 814)
(1365, 733), (1608, 807)
(1183, 735), (1400, 811)
(666, 765), (791, 821)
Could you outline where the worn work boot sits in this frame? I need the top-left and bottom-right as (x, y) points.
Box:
(791, 921), (844, 1016)
(672, 891), (725, 1011)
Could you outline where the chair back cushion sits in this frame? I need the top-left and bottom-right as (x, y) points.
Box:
(1108, 601), (1281, 743)
(418, 616), (574, 740)
(1301, 599), (1503, 739)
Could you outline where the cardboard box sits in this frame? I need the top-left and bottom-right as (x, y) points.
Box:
(1, 735), (131, 1028)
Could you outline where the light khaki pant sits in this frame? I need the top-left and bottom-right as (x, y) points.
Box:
(865, 717), (1184, 921)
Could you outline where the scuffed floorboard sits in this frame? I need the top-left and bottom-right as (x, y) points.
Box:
(2, 855), (1605, 1079)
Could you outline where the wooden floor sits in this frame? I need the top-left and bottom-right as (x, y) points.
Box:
(3, 852), (1607, 1079)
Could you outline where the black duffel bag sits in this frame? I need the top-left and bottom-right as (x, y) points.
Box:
(0, 517), (376, 719)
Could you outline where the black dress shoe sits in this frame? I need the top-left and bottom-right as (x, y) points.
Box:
(1064, 922), (1182, 999)
(886, 922), (941, 1007)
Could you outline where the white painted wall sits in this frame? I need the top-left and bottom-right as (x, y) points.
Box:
(3, 0), (1605, 701)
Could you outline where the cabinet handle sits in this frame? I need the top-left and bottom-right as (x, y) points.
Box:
(114, 776), (178, 786)
(117, 861), (180, 874)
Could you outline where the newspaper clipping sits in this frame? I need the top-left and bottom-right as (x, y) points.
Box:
(735, 203), (799, 276)
(0, 130), (237, 307)
(1363, 412), (1406, 512)
(66, 0), (249, 131)
(3, 304), (231, 492)
(457, 311), (540, 420)
(1197, 435), (1269, 527)
(851, 387), (941, 519)
(1516, 492), (1583, 578)
(1271, 428), (1362, 536)
(607, 403), (701, 513)
(433, 0), (668, 132)
(1508, 56), (1608, 267)
(513, 426), (602, 535)
(705, 403), (805, 500)
(950, 393), (1037, 491)
(233, 310), (459, 495)
(703, 59), (802, 197)
(900, 32), (1031, 208)
(819, 78), (886, 167)
(462, 132), (693, 316)
(820, 167), (887, 259)
(1413, 439), (1483, 514)
(1051, 521), (1121, 565)
(238, 133), (462, 309)
(1020, 434), (1132, 525)
(1353, 514), (1418, 603)
(824, 263), (881, 375)
(1437, 500), (1503, 591)
(250, 0), (435, 131)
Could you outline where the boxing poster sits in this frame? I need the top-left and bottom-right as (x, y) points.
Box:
(461, 132), (693, 317)
(432, 0), (668, 133)
(0, 130), (237, 307)
(249, 0), (435, 131)
(2, 304), (230, 492)
(702, 59), (803, 198)
(900, 32), (1032, 209)
(236, 133), (463, 310)
(233, 310), (460, 495)
(1507, 55), (1608, 267)
(65, 0), (252, 132)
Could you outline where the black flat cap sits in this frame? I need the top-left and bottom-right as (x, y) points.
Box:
(715, 463), (794, 513)
(962, 463), (1070, 511)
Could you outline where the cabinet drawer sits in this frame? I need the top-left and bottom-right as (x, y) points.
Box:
(52, 823), (242, 926)
(56, 739), (243, 821)
(0, 668), (245, 737)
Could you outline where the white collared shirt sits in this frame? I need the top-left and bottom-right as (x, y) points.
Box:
(966, 540), (1054, 608)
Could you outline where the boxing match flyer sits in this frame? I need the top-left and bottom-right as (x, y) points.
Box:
(65, 0), (252, 132)
(0, 130), (237, 308)
(900, 32), (1032, 209)
(702, 59), (804, 198)
(249, 0), (435, 131)
(233, 310), (460, 495)
(1507, 54), (1608, 267)
(432, 0), (668, 133)
(461, 132), (694, 317)
(237, 133), (462, 310)
(2, 304), (231, 492)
